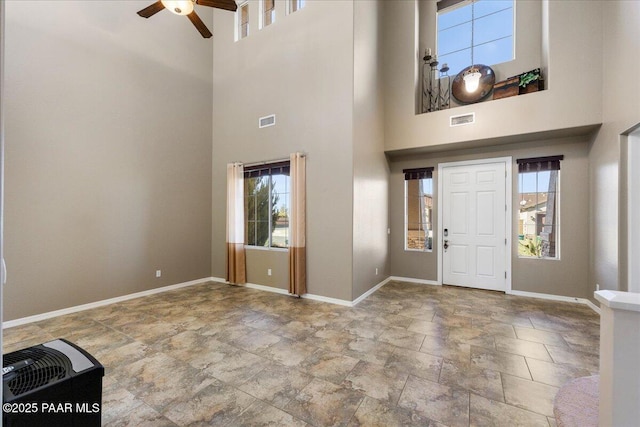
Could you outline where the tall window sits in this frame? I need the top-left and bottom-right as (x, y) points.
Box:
(517, 156), (562, 259)
(437, 0), (514, 76)
(288, 0), (305, 14)
(237, 2), (249, 40)
(404, 168), (434, 251)
(244, 162), (290, 249)
(261, 0), (275, 28)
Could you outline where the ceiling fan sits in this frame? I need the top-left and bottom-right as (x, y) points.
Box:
(137, 0), (238, 38)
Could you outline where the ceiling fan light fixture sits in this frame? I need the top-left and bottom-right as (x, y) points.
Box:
(463, 67), (482, 93)
(161, 0), (194, 15)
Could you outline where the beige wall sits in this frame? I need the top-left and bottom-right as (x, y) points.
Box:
(382, 0), (602, 153)
(389, 137), (591, 299)
(4, 1), (214, 320)
(353, 0), (389, 300)
(211, 0), (355, 301)
(590, 0), (640, 292)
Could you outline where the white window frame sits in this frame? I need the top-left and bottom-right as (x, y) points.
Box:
(517, 168), (561, 261)
(287, 0), (305, 15)
(244, 167), (290, 251)
(235, 1), (250, 41)
(404, 173), (434, 253)
(436, 0), (516, 73)
(259, 0), (275, 30)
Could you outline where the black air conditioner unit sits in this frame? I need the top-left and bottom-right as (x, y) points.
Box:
(3, 338), (104, 427)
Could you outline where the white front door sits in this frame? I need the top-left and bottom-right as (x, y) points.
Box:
(440, 159), (510, 291)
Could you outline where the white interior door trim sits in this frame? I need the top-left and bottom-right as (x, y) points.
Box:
(628, 126), (640, 293)
(437, 156), (512, 292)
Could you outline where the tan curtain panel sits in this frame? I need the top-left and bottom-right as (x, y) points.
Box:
(289, 152), (306, 296)
(226, 162), (246, 284)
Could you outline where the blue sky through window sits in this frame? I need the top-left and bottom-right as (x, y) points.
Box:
(437, 0), (514, 76)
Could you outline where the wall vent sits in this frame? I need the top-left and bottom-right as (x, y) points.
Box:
(450, 112), (475, 127)
(259, 114), (276, 128)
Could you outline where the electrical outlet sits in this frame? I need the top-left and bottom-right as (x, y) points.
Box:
(156, 270), (161, 278)
(596, 284), (600, 291)
(267, 268), (272, 276)
(375, 268), (379, 275)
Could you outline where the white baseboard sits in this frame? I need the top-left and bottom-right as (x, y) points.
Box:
(3, 277), (214, 329)
(352, 277), (392, 306)
(214, 276), (373, 307)
(389, 276), (439, 286)
(301, 293), (353, 307)
(507, 290), (601, 315)
(244, 282), (290, 296)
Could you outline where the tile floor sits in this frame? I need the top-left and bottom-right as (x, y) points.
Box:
(3, 281), (600, 426)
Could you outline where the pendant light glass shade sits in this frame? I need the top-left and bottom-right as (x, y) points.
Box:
(161, 0), (194, 15)
(463, 68), (482, 93)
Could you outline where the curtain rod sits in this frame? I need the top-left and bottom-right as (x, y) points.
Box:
(242, 153), (306, 167)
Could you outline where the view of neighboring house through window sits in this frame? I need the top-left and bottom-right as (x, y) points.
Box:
(437, 0), (514, 77)
(237, 2), (249, 40)
(261, 0), (275, 28)
(517, 156), (563, 259)
(404, 168), (434, 251)
(289, 0), (305, 14)
(244, 162), (290, 249)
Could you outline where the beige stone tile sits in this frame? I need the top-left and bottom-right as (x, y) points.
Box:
(302, 328), (353, 353)
(398, 307), (437, 322)
(3, 324), (53, 347)
(545, 344), (599, 372)
(116, 320), (183, 345)
(421, 335), (472, 364)
(439, 359), (505, 402)
(204, 348), (273, 386)
(300, 348), (359, 384)
(348, 396), (441, 427)
(514, 326), (568, 347)
(470, 346), (532, 379)
(343, 337), (396, 366)
(385, 347), (443, 382)
(162, 380), (255, 426)
(561, 333), (599, 356)
(471, 319), (518, 338)
(407, 319), (450, 338)
(494, 335), (553, 362)
(230, 328), (283, 353)
(398, 375), (470, 427)
(229, 400), (309, 426)
(502, 374), (559, 417)
(113, 353), (217, 410)
(260, 338), (319, 367)
(284, 378), (364, 427)
(469, 393), (550, 427)
(378, 326), (426, 351)
(238, 364), (313, 409)
(344, 320), (386, 340)
(525, 357), (592, 388)
(343, 360), (409, 405)
(447, 327), (496, 350)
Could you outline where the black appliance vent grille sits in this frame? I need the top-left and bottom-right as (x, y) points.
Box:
(4, 347), (72, 396)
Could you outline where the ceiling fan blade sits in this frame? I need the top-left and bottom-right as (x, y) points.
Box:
(137, 1), (165, 18)
(187, 11), (213, 38)
(196, 0), (238, 12)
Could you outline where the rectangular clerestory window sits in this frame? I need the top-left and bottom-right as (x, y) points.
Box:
(260, 0), (275, 28)
(437, 0), (515, 77)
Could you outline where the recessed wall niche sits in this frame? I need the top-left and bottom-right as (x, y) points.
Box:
(416, 0), (545, 114)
